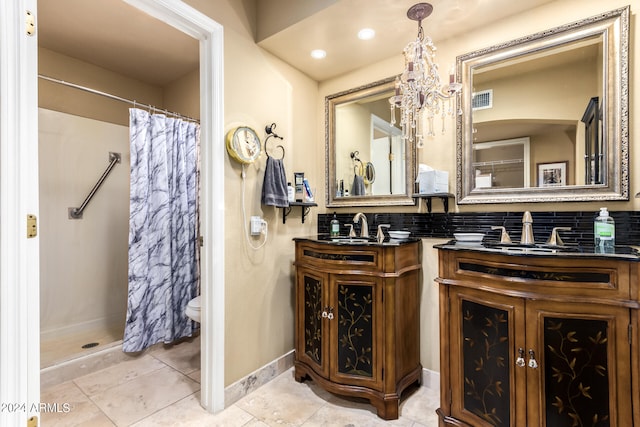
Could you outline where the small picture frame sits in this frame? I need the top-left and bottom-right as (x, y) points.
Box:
(537, 161), (568, 187)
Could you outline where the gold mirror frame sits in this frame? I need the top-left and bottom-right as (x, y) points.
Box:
(456, 6), (629, 204)
(325, 77), (416, 207)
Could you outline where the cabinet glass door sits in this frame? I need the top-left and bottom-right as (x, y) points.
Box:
(296, 269), (329, 378)
(330, 275), (383, 389)
(448, 288), (527, 427)
(526, 301), (632, 426)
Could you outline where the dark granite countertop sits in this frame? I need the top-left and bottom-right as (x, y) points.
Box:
(294, 234), (421, 247)
(435, 240), (640, 260)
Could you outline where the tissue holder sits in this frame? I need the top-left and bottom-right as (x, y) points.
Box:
(417, 170), (449, 194)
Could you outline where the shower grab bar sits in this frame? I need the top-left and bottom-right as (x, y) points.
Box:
(68, 152), (121, 219)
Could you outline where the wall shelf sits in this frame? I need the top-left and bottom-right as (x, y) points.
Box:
(412, 193), (455, 213)
(283, 201), (317, 224)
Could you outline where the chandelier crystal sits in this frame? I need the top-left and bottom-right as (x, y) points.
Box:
(389, 3), (462, 148)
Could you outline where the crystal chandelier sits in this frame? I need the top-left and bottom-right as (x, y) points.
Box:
(389, 2), (462, 148)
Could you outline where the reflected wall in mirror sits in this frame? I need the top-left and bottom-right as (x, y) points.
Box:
(326, 77), (415, 207)
(457, 6), (628, 204)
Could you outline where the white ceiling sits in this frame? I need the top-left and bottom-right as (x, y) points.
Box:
(38, 0), (556, 85)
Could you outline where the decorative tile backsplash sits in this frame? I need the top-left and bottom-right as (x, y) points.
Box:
(318, 211), (640, 246)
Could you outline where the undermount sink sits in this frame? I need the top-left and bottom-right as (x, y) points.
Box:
(483, 241), (582, 253)
(329, 237), (372, 244)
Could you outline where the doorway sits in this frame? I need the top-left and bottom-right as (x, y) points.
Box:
(0, 1), (224, 423)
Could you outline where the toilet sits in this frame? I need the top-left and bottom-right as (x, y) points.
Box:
(185, 296), (201, 323)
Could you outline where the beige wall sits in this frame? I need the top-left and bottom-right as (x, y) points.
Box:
(474, 59), (597, 124)
(318, 0), (639, 373)
(183, 0), (319, 386)
(39, 47), (164, 126)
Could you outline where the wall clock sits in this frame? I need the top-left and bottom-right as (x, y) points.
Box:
(226, 126), (261, 164)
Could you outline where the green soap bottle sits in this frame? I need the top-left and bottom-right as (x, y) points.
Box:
(330, 213), (340, 237)
(594, 207), (615, 253)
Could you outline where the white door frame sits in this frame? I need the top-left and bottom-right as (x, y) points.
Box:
(0, 1), (225, 424)
(0, 1), (40, 425)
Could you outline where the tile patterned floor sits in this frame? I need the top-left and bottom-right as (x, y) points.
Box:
(41, 337), (440, 426)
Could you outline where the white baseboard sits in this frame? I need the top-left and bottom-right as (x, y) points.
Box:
(422, 367), (440, 392)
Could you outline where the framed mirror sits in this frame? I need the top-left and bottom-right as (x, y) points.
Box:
(456, 6), (629, 204)
(326, 77), (416, 207)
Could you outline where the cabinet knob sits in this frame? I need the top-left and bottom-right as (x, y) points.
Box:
(321, 307), (334, 320)
(516, 348), (526, 368)
(528, 349), (539, 369)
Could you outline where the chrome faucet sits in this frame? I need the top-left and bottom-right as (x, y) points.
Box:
(352, 212), (369, 238)
(521, 211), (534, 244)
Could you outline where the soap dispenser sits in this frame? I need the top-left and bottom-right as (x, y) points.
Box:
(594, 207), (615, 253)
(330, 213), (340, 237)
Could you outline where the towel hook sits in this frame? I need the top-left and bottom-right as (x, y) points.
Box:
(264, 122), (285, 159)
(350, 151), (364, 176)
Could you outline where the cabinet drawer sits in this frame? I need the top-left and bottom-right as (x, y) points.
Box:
(296, 242), (382, 272)
(441, 250), (633, 301)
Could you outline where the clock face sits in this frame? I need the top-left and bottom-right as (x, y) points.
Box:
(226, 126), (261, 164)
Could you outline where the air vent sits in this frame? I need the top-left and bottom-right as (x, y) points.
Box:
(472, 89), (493, 110)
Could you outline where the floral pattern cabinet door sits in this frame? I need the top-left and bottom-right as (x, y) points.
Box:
(295, 268), (329, 379)
(294, 269), (383, 390)
(446, 288), (633, 427)
(526, 300), (632, 426)
(447, 287), (528, 426)
(330, 274), (383, 390)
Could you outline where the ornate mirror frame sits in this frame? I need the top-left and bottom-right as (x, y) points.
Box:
(326, 77), (416, 207)
(456, 6), (629, 204)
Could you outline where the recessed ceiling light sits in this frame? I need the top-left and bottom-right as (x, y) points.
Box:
(358, 28), (375, 40)
(310, 49), (327, 59)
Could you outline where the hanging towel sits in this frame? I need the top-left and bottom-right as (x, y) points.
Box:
(351, 174), (366, 196)
(262, 156), (289, 207)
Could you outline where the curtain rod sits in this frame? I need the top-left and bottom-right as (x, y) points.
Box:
(38, 74), (200, 123)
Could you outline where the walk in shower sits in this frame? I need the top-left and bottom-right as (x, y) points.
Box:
(39, 108), (130, 368)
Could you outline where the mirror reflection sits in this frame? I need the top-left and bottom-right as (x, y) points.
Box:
(471, 35), (602, 190)
(457, 7), (628, 204)
(326, 77), (415, 207)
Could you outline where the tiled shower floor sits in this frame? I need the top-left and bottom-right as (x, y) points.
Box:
(41, 323), (125, 368)
(41, 336), (440, 426)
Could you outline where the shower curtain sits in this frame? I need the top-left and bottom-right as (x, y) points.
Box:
(123, 108), (200, 353)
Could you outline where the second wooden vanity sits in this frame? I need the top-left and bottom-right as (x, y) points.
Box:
(436, 243), (640, 426)
(293, 237), (422, 420)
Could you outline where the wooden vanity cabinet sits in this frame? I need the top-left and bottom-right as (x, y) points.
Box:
(437, 248), (638, 426)
(293, 239), (422, 420)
